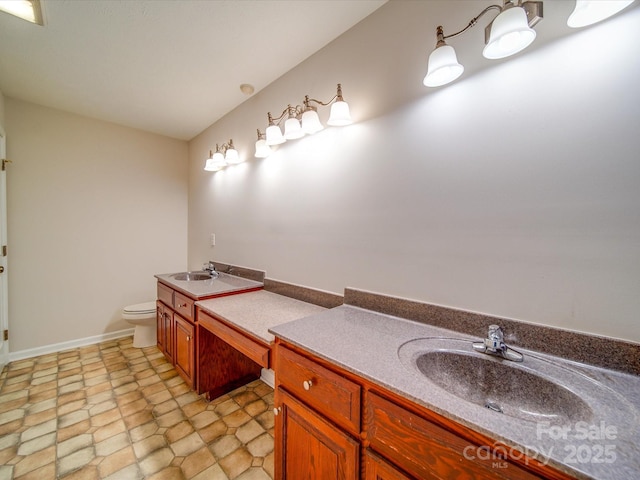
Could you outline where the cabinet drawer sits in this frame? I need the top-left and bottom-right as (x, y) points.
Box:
(276, 345), (360, 435)
(173, 291), (194, 321)
(157, 282), (173, 307)
(198, 310), (270, 368)
(365, 392), (541, 480)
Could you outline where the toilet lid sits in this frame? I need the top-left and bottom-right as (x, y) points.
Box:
(123, 301), (156, 314)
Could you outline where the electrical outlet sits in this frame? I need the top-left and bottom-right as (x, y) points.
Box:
(210, 233), (216, 246)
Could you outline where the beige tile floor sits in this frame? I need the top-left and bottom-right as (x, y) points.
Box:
(0, 336), (274, 480)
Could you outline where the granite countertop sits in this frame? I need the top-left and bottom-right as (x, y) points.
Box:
(196, 290), (327, 344)
(269, 305), (640, 480)
(155, 271), (263, 299)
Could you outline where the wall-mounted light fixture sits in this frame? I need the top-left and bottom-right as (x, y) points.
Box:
(264, 84), (352, 147)
(204, 139), (240, 172)
(424, 1), (542, 88)
(423, 0), (636, 88)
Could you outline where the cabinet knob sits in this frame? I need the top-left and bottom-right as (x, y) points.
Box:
(186, 336), (191, 342)
(273, 406), (281, 416)
(178, 303), (187, 308)
(303, 380), (313, 391)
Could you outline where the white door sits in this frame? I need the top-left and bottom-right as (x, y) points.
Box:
(0, 128), (8, 370)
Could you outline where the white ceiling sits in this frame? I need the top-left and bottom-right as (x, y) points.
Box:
(0, 0), (387, 140)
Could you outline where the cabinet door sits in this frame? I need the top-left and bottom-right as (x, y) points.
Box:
(174, 314), (195, 387)
(163, 307), (173, 362)
(156, 302), (165, 351)
(156, 302), (173, 363)
(365, 450), (414, 480)
(275, 388), (358, 480)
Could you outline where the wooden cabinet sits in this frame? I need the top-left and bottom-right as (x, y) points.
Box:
(273, 339), (573, 480)
(275, 388), (359, 480)
(156, 282), (197, 387)
(156, 279), (263, 392)
(174, 313), (195, 385)
(274, 343), (360, 480)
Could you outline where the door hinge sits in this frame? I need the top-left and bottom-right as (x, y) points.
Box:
(2, 245), (6, 257)
(1, 159), (11, 171)
(3, 330), (7, 341)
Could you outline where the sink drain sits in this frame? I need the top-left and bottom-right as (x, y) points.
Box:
(485, 402), (503, 414)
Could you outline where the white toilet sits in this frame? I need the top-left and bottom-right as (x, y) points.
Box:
(123, 301), (157, 348)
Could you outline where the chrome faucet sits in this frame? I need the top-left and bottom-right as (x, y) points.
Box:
(202, 261), (218, 276)
(472, 325), (523, 362)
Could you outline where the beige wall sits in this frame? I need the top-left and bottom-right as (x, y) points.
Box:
(0, 90), (5, 128)
(6, 98), (188, 352)
(189, 2), (640, 342)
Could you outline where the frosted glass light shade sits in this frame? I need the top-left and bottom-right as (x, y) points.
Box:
(204, 158), (218, 171)
(568, 0), (635, 28)
(204, 152), (225, 171)
(483, 6), (536, 59)
(301, 109), (324, 134)
(225, 148), (240, 164)
(212, 151), (226, 168)
(254, 139), (271, 158)
(266, 124), (285, 145)
(423, 44), (464, 87)
(284, 117), (304, 140)
(327, 101), (352, 126)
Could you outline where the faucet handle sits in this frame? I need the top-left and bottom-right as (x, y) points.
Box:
(486, 325), (504, 351)
(488, 324), (503, 339)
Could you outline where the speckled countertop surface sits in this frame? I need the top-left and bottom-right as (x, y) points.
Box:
(196, 290), (327, 344)
(270, 305), (640, 480)
(155, 272), (263, 299)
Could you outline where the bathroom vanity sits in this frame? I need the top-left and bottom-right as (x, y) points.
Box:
(269, 288), (640, 480)
(155, 267), (263, 388)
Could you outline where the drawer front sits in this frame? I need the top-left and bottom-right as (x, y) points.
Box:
(365, 392), (541, 480)
(173, 291), (194, 321)
(198, 310), (270, 368)
(276, 345), (360, 435)
(364, 450), (413, 480)
(157, 282), (173, 307)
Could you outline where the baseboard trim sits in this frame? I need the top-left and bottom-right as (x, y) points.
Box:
(8, 328), (135, 363)
(260, 367), (275, 388)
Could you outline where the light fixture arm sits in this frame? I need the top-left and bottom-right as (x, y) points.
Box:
(268, 104), (304, 127)
(213, 139), (235, 155)
(303, 83), (345, 108)
(441, 4), (503, 42)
